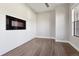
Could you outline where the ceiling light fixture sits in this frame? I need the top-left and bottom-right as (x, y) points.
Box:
(45, 3), (49, 7)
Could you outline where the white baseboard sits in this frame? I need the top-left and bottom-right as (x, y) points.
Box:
(55, 39), (79, 52)
(0, 37), (34, 56)
(68, 41), (79, 52)
(36, 36), (79, 51)
(56, 39), (79, 52)
(35, 36), (55, 39)
(55, 39), (69, 43)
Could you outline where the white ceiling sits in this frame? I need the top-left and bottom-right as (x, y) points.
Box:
(27, 3), (65, 13)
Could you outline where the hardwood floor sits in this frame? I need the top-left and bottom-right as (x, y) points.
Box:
(3, 38), (79, 56)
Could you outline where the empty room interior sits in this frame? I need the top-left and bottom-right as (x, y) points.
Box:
(0, 3), (79, 56)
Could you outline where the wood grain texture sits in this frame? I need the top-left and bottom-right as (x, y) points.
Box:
(3, 38), (79, 56)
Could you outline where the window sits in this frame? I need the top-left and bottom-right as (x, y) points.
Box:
(72, 5), (79, 37)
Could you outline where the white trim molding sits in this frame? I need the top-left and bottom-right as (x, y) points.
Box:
(56, 39), (79, 52)
(68, 41), (79, 52)
(35, 36), (79, 52)
(35, 36), (56, 39)
(55, 39), (69, 43)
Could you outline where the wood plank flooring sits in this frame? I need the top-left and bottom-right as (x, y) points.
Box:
(3, 38), (79, 56)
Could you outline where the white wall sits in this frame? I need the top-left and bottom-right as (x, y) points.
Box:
(0, 3), (78, 55)
(50, 10), (56, 38)
(36, 10), (55, 38)
(55, 4), (69, 42)
(0, 3), (36, 55)
(36, 4), (69, 41)
(68, 4), (79, 51)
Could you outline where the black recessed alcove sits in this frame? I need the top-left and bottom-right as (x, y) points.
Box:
(6, 15), (26, 30)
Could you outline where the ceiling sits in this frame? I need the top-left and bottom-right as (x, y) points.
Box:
(27, 3), (65, 13)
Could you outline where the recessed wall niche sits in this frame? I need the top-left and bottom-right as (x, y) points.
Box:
(6, 15), (26, 30)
